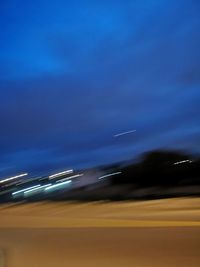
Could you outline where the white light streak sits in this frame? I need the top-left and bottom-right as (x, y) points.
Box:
(24, 184), (51, 195)
(114, 130), (136, 138)
(12, 185), (41, 196)
(49, 169), (73, 179)
(0, 173), (28, 184)
(56, 174), (83, 183)
(98, 172), (122, 180)
(174, 160), (192, 165)
(45, 180), (72, 191)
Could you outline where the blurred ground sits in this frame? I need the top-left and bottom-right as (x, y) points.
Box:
(0, 198), (200, 266)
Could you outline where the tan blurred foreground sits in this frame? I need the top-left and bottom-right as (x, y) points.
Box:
(0, 198), (200, 267)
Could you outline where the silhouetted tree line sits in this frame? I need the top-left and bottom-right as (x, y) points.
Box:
(111, 150), (200, 187)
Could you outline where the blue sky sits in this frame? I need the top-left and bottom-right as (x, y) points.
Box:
(0, 0), (200, 177)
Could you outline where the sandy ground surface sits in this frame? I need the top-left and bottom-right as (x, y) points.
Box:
(0, 198), (200, 267)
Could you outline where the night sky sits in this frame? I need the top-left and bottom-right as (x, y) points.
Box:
(0, 0), (200, 177)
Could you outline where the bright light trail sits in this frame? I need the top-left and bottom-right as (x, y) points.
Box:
(0, 173), (28, 184)
(24, 184), (51, 195)
(12, 185), (41, 196)
(56, 174), (83, 183)
(98, 172), (122, 180)
(49, 169), (73, 179)
(45, 180), (72, 192)
(114, 130), (136, 138)
(174, 160), (192, 165)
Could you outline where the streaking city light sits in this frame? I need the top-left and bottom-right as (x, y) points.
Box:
(0, 173), (28, 184)
(45, 180), (72, 192)
(24, 184), (51, 196)
(98, 172), (122, 180)
(114, 130), (136, 138)
(174, 160), (192, 165)
(12, 185), (41, 196)
(56, 173), (83, 183)
(49, 169), (73, 179)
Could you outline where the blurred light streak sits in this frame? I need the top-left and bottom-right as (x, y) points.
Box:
(49, 169), (73, 179)
(45, 180), (72, 191)
(98, 172), (122, 180)
(24, 184), (51, 196)
(174, 160), (192, 165)
(12, 185), (41, 196)
(114, 130), (136, 137)
(56, 174), (83, 183)
(0, 173), (28, 184)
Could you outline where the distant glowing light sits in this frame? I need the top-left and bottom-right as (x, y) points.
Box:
(174, 160), (192, 165)
(24, 184), (51, 196)
(98, 172), (122, 180)
(45, 180), (72, 192)
(56, 174), (83, 183)
(12, 185), (41, 196)
(49, 169), (73, 179)
(114, 130), (136, 138)
(0, 173), (28, 184)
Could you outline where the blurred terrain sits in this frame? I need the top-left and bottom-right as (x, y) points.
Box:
(0, 198), (200, 267)
(0, 150), (200, 202)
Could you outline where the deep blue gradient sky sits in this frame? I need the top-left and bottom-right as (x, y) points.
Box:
(0, 0), (200, 177)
